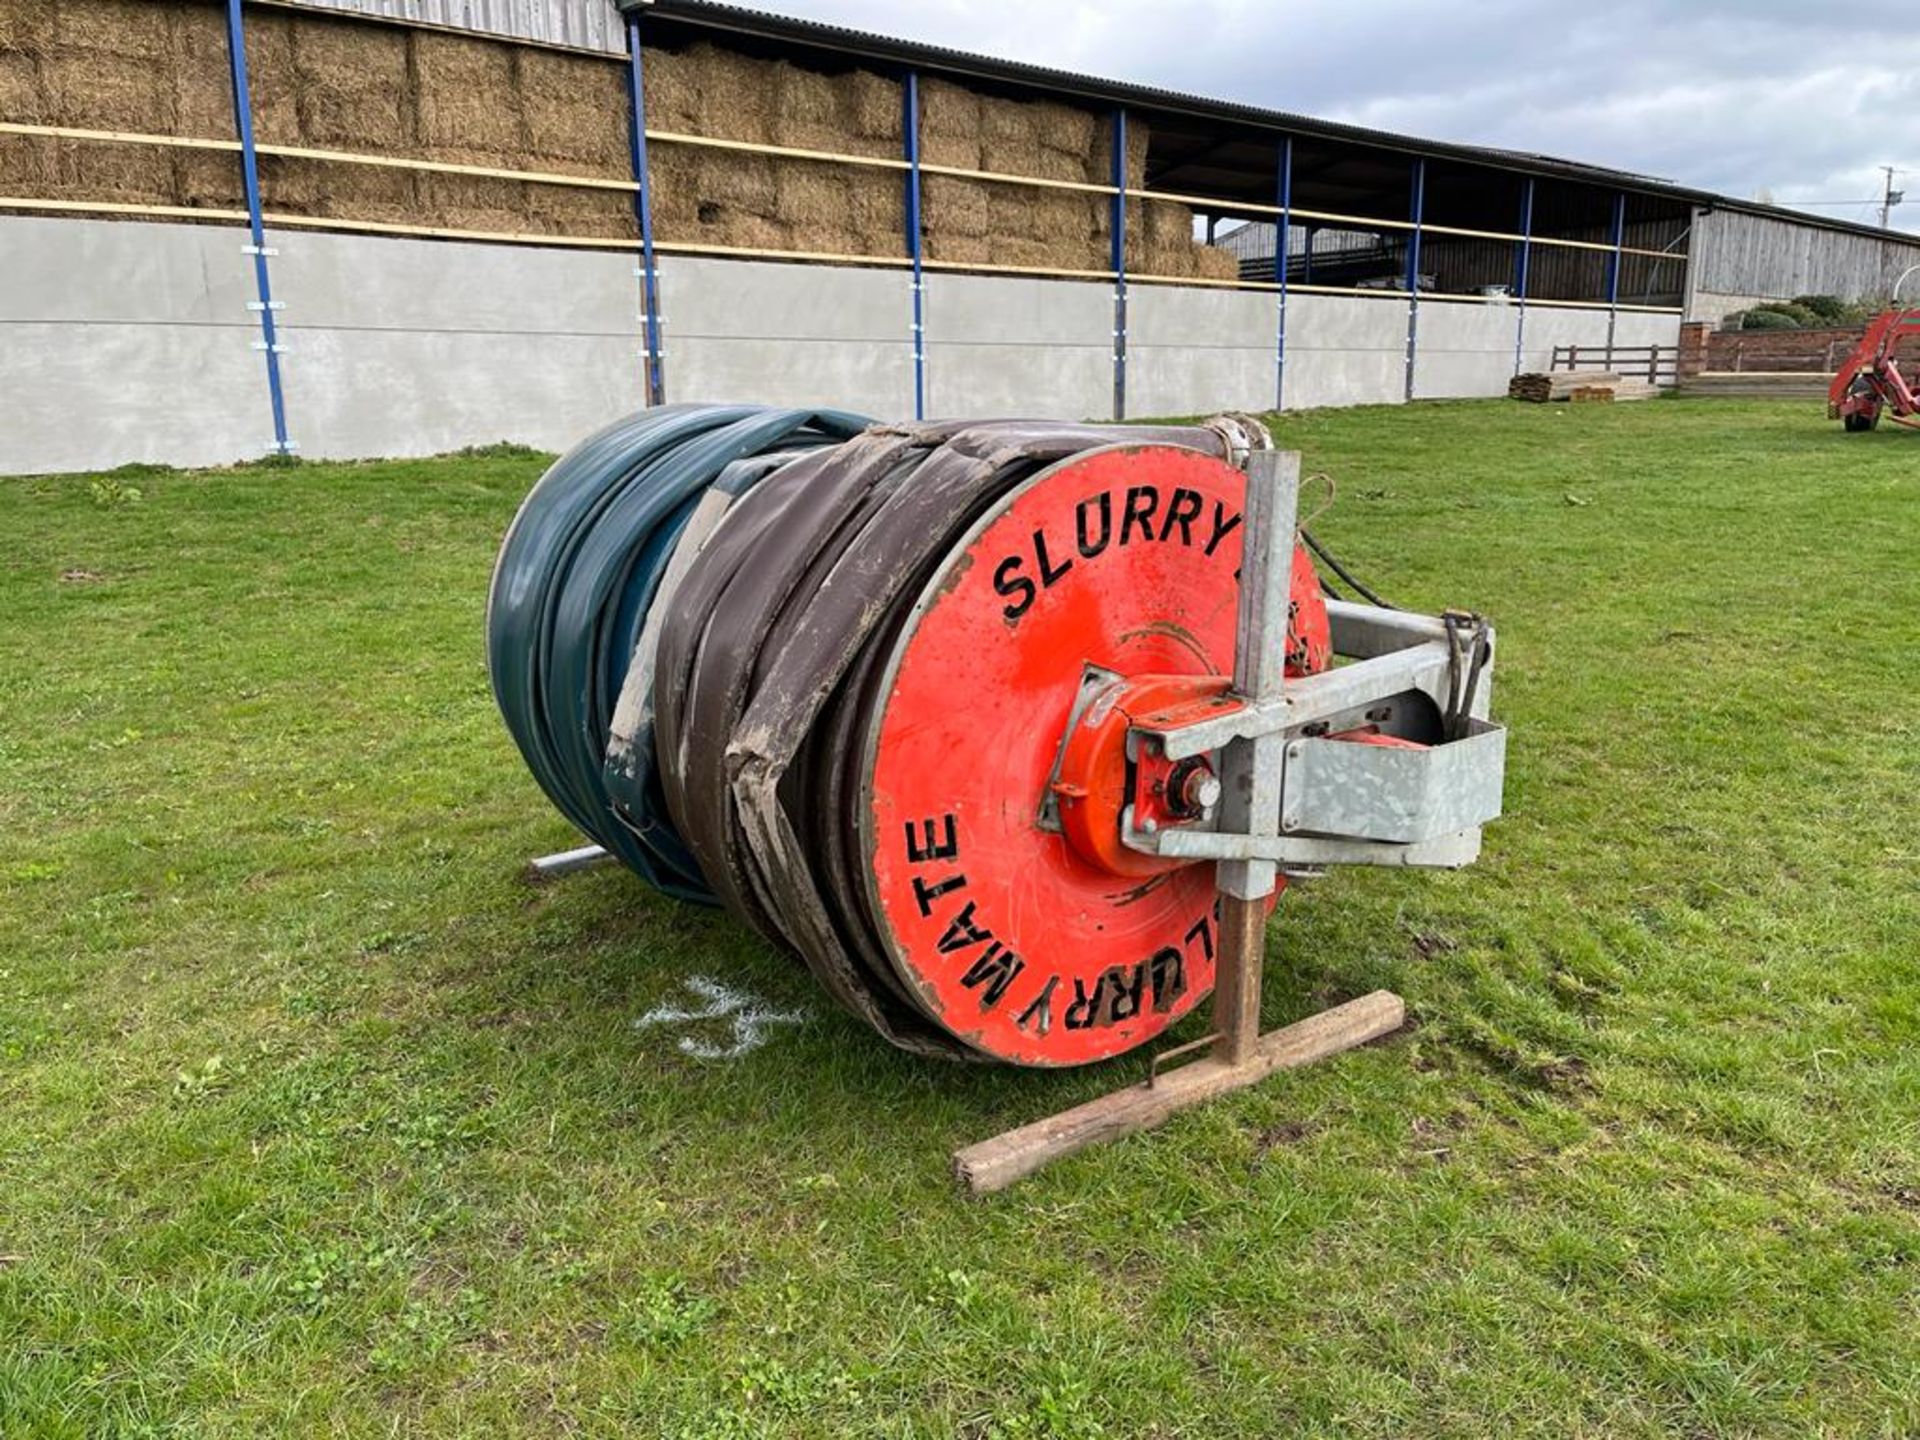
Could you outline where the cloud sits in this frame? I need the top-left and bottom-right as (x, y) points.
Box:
(758, 0), (1920, 231)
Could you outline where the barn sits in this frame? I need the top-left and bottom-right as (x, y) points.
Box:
(4, 0), (1918, 471)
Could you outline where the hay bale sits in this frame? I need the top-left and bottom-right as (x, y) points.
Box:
(642, 47), (700, 131)
(68, 141), (175, 203)
(1142, 198), (1195, 248)
(843, 68), (901, 143)
(1092, 115), (1149, 188)
(0, 132), (59, 194)
(53, 0), (170, 61)
(1140, 242), (1196, 279)
(702, 152), (778, 213)
(168, 3), (234, 138)
(774, 160), (850, 231)
(176, 149), (245, 209)
(290, 17), (409, 149)
(0, 52), (43, 122)
(242, 11), (300, 144)
(642, 143), (700, 230)
(520, 48), (628, 172)
(682, 209), (794, 252)
(0, 0), (55, 57)
(927, 232), (991, 264)
(920, 78), (979, 137)
(687, 44), (773, 145)
(846, 172), (904, 246)
(40, 50), (172, 134)
(416, 33), (524, 154)
(777, 61), (840, 126)
(419, 170), (528, 233)
(1034, 101), (1096, 157)
(526, 184), (634, 241)
(981, 138), (1088, 184)
(923, 175), (989, 237)
(1194, 244), (1241, 282)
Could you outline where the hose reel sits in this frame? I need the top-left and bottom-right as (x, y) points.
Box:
(488, 404), (1507, 1083)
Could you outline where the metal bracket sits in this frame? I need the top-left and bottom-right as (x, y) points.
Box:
(1034, 663), (1124, 833)
(953, 445), (1500, 1193)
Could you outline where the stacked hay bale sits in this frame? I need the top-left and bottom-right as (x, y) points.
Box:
(0, 0), (236, 213)
(643, 43), (905, 258)
(0, 0), (1240, 279)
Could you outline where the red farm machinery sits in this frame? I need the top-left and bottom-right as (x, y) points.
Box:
(1830, 308), (1920, 431)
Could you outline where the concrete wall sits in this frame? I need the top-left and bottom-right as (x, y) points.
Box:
(662, 256), (914, 418)
(1284, 293), (1408, 410)
(0, 214), (1682, 475)
(922, 272), (1112, 418)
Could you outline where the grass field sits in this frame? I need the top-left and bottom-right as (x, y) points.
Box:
(2, 398), (1916, 1437)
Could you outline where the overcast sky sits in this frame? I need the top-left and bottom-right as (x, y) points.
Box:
(764, 0), (1919, 233)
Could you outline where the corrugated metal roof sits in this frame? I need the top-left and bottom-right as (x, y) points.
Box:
(271, 0), (1919, 247)
(637, 0), (1918, 245)
(279, 0), (626, 54)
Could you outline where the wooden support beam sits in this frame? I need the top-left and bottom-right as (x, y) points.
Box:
(952, 990), (1405, 1195)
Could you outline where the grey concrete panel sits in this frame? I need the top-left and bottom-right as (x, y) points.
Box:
(1127, 283), (1274, 415)
(268, 226), (639, 335)
(1, 320), (264, 473)
(1129, 347), (1273, 417)
(659, 256), (910, 342)
(280, 327), (645, 459)
(668, 336), (913, 419)
(1281, 293), (1411, 409)
(0, 216), (259, 325)
(1130, 283), (1274, 350)
(924, 342), (1112, 419)
(923, 272), (1110, 345)
(1413, 298), (1524, 399)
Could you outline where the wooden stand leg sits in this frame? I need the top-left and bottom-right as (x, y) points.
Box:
(952, 989), (1403, 1195)
(1210, 894), (1267, 1065)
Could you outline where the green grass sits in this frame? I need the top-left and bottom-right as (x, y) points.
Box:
(1, 398), (1916, 1437)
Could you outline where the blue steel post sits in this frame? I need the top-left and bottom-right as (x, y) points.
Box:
(1513, 177), (1535, 376)
(1274, 136), (1293, 411)
(1110, 107), (1128, 421)
(1403, 158), (1425, 402)
(904, 71), (926, 420)
(625, 14), (665, 407)
(223, 0), (291, 455)
(1605, 190), (1626, 357)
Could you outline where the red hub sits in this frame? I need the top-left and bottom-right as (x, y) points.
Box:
(859, 443), (1330, 1065)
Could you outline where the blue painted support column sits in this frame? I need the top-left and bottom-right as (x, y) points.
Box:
(624, 14), (665, 407)
(223, 0), (291, 455)
(1274, 136), (1293, 412)
(1513, 177), (1535, 376)
(904, 71), (926, 421)
(1403, 158), (1425, 402)
(1110, 107), (1128, 422)
(1604, 190), (1626, 356)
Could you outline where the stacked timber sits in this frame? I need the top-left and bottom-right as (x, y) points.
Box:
(1509, 371), (1660, 403)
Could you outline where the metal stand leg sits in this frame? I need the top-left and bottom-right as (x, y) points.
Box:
(951, 448), (1406, 1195)
(527, 844), (613, 881)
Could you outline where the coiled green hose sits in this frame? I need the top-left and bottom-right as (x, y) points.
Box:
(486, 403), (871, 901)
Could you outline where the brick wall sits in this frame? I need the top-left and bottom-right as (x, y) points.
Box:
(1704, 324), (1866, 374)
